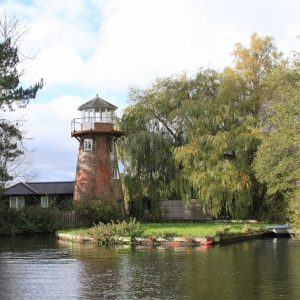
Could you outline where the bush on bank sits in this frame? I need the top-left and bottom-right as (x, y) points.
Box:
(87, 218), (144, 243)
(74, 198), (123, 227)
(0, 204), (59, 235)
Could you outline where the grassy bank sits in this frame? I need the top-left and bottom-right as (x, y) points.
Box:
(142, 222), (266, 237)
(57, 222), (267, 238)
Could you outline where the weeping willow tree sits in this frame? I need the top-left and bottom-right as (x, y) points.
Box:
(119, 33), (285, 220)
(174, 69), (256, 217)
(118, 75), (191, 219)
(174, 33), (283, 218)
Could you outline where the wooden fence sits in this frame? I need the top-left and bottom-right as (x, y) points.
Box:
(160, 199), (212, 221)
(57, 199), (212, 227)
(57, 211), (90, 228)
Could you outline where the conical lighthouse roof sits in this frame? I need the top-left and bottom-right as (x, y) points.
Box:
(78, 95), (118, 111)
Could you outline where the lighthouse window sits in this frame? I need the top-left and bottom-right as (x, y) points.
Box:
(109, 136), (114, 153)
(95, 109), (101, 122)
(112, 168), (119, 179)
(83, 139), (93, 151)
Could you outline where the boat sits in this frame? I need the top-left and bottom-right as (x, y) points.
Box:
(196, 236), (215, 245)
(265, 224), (293, 237)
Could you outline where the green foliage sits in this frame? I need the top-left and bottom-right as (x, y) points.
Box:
(253, 67), (300, 194)
(144, 230), (177, 239)
(242, 224), (252, 233)
(0, 17), (42, 187)
(0, 202), (18, 234)
(87, 222), (114, 243)
(14, 207), (59, 233)
(118, 75), (192, 218)
(253, 62), (300, 224)
(259, 194), (288, 223)
(216, 225), (232, 235)
(60, 222), (268, 239)
(233, 32), (282, 89)
(119, 32), (295, 221)
(87, 218), (144, 242)
(174, 34), (284, 218)
(0, 204), (59, 235)
(289, 195), (300, 238)
(141, 222), (267, 237)
(75, 199), (122, 226)
(174, 50), (272, 217)
(111, 218), (144, 238)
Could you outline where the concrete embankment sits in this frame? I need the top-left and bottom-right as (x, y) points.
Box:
(57, 233), (95, 243)
(56, 230), (267, 246)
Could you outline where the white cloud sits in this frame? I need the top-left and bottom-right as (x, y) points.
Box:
(5, 95), (84, 181)
(1, 0), (300, 181)
(4, 0), (299, 91)
(21, 45), (84, 87)
(26, 95), (84, 180)
(84, 0), (209, 89)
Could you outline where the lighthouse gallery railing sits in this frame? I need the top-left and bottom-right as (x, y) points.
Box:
(71, 117), (118, 133)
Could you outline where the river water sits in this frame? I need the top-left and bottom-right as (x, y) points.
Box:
(0, 235), (299, 299)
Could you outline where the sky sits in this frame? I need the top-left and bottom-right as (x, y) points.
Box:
(1, 0), (299, 182)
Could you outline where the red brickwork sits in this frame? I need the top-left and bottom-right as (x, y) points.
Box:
(73, 133), (123, 204)
(94, 123), (114, 132)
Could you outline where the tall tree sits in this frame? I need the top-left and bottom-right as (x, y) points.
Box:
(233, 33), (282, 89)
(175, 34), (283, 218)
(0, 16), (42, 189)
(175, 69), (257, 218)
(118, 74), (191, 218)
(253, 64), (300, 223)
(120, 33), (285, 220)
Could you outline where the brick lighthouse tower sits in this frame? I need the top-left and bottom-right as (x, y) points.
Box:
(71, 95), (123, 207)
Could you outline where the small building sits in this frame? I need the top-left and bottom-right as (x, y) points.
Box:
(3, 181), (74, 209)
(71, 95), (124, 207)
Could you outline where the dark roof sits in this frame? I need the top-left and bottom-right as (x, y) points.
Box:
(4, 181), (74, 196)
(78, 95), (118, 111)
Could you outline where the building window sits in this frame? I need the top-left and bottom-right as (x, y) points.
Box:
(108, 136), (115, 160)
(41, 196), (49, 208)
(9, 197), (25, 209)
(112, 168), (119, 179)
(95, 109), (101, 122)
(117, 199), (123, 210)
(83, 139), (93, 151)
(108, 136), (114, 153)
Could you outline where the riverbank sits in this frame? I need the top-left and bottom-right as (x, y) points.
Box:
(56, 222), (269, 246)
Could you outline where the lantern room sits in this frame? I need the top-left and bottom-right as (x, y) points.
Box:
(71, 95), (122, 138)
(80, 97), (115, 123)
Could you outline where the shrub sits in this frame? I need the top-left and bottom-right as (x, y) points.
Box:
(87, 218), (144, 243)
(87, 222), (114, 243)
(17, 207), (60, 233)
(258, 194), (288, 223)
(0, 204), (59, 235)
(75, 198), (122, 226)
(242, 224), (252, 233)
(216, 225), (232, 235)
(289, 195), (300, 238)
(111, 218), (144, 238)
(0, 203), (18, 235)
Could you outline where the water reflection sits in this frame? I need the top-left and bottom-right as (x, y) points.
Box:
(0, 235), (81, 299)
(0, 235), (300, 299)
